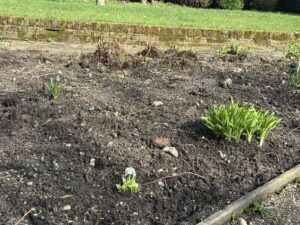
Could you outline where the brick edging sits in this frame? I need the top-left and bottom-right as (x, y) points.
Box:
(0, 15), (299, 48)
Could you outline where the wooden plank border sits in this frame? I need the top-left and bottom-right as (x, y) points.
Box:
(197, 164), (300, 225)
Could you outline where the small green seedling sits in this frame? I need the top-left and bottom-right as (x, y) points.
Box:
(201, 98), (280, 146)
(291, 61), (300, 88)
(48, 78), (63, 100)
(284, 41), (300, 59)
(230, 212), (237, 222)
(218, 43), (251, 56)
(116, 167), (140, 193)
(244, 202), (272, 218)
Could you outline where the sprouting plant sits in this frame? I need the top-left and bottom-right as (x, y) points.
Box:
(284, 41), (300, 59)
(218, 43), (251, 56)
(243, 106), (261, 143)
(291, 61), (300, 88)
(48, 78), (63, 100)
(201, 99), (248, 142)
(244, 202), (273, 218)
(116, 167), (140, 193)
(230, 212), (237, 222)
(201, 98), (280, 146)
(256, 110), (281, 147)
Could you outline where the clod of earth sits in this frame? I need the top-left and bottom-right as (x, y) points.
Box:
(152, 137), (171, 148)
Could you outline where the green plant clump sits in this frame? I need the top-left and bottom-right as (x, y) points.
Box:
(116, 167), (140, 193)
(291, 61), (300, 88)
(253, 0), (279, 11)
(199, 0), (214, 8)
(285, 41), (300, 60)
(201, 99), (281, 146)
(48, 78), (63, 100)
(218, 43), (251, 56)
(244, 202), (273, 217)
(216, 0), (244, 9)
(256, 110), (282, 146)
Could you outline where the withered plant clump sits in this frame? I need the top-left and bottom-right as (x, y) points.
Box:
(136, 44), (162, 59)
(162, 48), (198, 68)
(81, 41), (133, 69)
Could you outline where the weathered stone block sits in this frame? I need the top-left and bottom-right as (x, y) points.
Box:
(271, 32), (293, 41)
(253, 32), (271, 46)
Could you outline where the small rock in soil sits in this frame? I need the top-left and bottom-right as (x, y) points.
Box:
(238, 218), (248, 225)
(158, 181), (165, 187)
(163, 146), (178, 158)
(61, 205), (71, 211)
(157, 168), (164, 173)
(152, 101), (164, 107)
(152, 137), (171, 148)
(221, 78), (233, 88)
(107, 141), (114, 148)
(89, 158), (95, 167)
(145, 79), (152, 84)
(219, 151), (227, 159)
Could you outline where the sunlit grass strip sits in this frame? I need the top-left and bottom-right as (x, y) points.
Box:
(0, 0), (299, 32)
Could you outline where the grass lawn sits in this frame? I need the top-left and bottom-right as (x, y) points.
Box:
(0, 0), (299, 32)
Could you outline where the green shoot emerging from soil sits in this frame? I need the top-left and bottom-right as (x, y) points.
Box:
(117, 167), (140, 193)
(201, 99), (247, 142)
(244, 202), (273, 218)
(291, 61), (300, 88)
(48, 78), (63, 100)
(284, 41), (300, 59)
(201, 98), (280, 146)
(218, 43), (251, 56)
(256, 110), (281, 147)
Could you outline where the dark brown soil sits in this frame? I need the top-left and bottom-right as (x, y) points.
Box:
(0, 46), (299, 225)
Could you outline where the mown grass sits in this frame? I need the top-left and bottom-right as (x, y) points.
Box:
(0, 0), (299, 32)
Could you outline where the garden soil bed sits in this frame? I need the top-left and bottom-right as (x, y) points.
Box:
(0, 46), (299, 225)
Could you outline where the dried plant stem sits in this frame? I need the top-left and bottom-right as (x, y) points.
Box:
(14, 208), (35, 225)
(143, 172), (205, 186)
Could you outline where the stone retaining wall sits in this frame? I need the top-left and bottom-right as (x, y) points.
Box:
(0, 15), (299, 48)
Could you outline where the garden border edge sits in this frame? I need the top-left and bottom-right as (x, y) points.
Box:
(0, 15), (300, 49)
(196, 164), (300, 225)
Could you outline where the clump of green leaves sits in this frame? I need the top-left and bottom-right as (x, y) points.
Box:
(201, 99), (281, 146)
(201, 100), (247, 142)
(244, 202), (273, 218)
(116, 167), (140, 193)
(218, 43), (251, 56)
(284, 41), (300, 59)
(256, 111), (282, 146)
(48, 78), (63, 100)
(291, 61), (300, 88)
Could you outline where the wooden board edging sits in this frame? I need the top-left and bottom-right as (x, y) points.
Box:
(196, 164), (300, 225)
